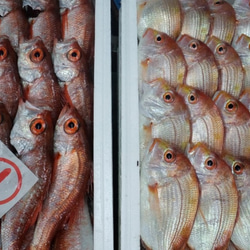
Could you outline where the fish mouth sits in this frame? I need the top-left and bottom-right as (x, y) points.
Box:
(23, 5), (44, 18)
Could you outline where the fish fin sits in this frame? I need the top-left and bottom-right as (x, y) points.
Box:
(61, 8), (69, 39)
(198, 207), (209, 228)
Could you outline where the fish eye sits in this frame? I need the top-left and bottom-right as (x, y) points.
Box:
(30, 118), (46, 135)
(30, 48), (45, 63)
(155, 35), (162, 43)
(225, 100), (238, 112)
(0, 46), (7, 60)
(163, 91), (174, 103)
(233, 162), (244, 175)
(188, 92), (198, 104)
(214, 0), (222, 4)
(189, 41), (198, 50)
(64, 118), (79, 134)
(216, 44), (227, 55)
(164, 149), (176, 163)
(67, 48), (81, 62)
(205, 157), (217, 170)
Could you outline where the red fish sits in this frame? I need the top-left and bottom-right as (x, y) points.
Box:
(1, 100), (54, 250)
(30, 104), (92, 249)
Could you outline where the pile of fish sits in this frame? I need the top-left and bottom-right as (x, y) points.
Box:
(138, 0), (250, 249)
(0, 0), (94, 249)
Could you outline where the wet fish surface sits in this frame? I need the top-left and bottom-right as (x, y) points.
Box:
(140, 139), (199, 250)
(187, 143), (238, 250)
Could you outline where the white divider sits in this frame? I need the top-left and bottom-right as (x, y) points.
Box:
(94, 0), (113, 249)
(119, 0), (140, 249)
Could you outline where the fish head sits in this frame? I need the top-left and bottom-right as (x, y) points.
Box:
(144, 139), (193, 187)
(206, 36), (235, 65)
(52, 38), (85, 82)
(140, 79), (188, 121)
(59, 0), (82, 9)
(0, 0), (21, 17)
(176, 85), (213, 119)
(139, 28), (178, 57)
(234, 34), (250, 57)
(54, 104), (89, 155)
(0, 35), (17, 76)
(10, 99), (53, 155)
(223, 154), (250, 192)
(187, 142), (231, 184)
(18, 37), (50, 82)
(213, 90), (250, 125)
(22, 0), (56, 11)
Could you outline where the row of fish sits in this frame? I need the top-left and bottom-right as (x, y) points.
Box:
(138, 0), (250, 249)
(0, 0), (95, 249)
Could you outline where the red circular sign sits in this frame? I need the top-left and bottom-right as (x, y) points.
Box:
(0, 157), (22, 205)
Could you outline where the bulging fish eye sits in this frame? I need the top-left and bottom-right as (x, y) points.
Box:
(216, 44), (227, 55)
(30, 48), (45, 63)
(0, 46), (8, 60)
(30, 118), (46, 135)
(155, 34), (162, 43)
(233, 162), (244, 175)
(67, 49), (81, 62)
(163, 91), (174, 103)
(189, 41), (198, 50)
(225, 100), (238, 112)
(214, 0), (222, 5)
(64, 118), (79, 134)
(188, 92), (198, 104)
(205, 157), (217, 170)
(164, 149), (176, 163)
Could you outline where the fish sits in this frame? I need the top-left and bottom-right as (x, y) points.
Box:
(138, 28), (187, 88)
(137, 0), (182, 40)
(232, 0), (250, 45)
(234, 34), (250, 88)
(139, 78), (191, 159)
(0, 0), (29, 52)
(206, 36), (245, 98)
(1, 100), (54, 250)
(17, 37), (63, 124)
(140, 138), (199, 250)
(52, 197), (93, 250)
(60, 0), (95, 66)
(30, 104), (92, 249)
(53, 38), (93, 145)
(177, 85), (224, 154)
(0, 103), (13, 150)
(23, 0), (62, 53)
(177, 34), (219, 97)
(186, 143), (238, 250)
(223, 155), (250, 250)
(179, 0), (211, 42)
(213, 90), (250, 158)
(206, 0), (236, 44)
(0, 35), (22, 120)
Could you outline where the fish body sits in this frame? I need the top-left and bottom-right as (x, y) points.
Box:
(138, 28), (187, 88)
(234, 34), (250, 88)
(179, 0), (211, 42)
(177, 85), (224, 154)
(187, 143), (238, 250)
(137, 0), (182, 40)
(232, 0), (250, 45)
(213, 90), (250, 158)
(140, 139), (199, 250)
(223, 155), (250, 250)
(1, 100), (54, 250)
(31, 104), (92, 249)
(139, 79), (191, 159)
(60, 0), (95, 65)
(23, 0), (62, 53)
(0, 1), (29, 52)
(53, 197), (93, 250)
(18, 37), (63, 124)
(0, 36), (22, 120)
(177, 34), (219, 97)
(206, 0), (236, 44)
(207, 36), (244, 98)
(53, 38), (93, 143)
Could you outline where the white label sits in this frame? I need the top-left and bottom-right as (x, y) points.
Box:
(0, 141), (38, 218)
